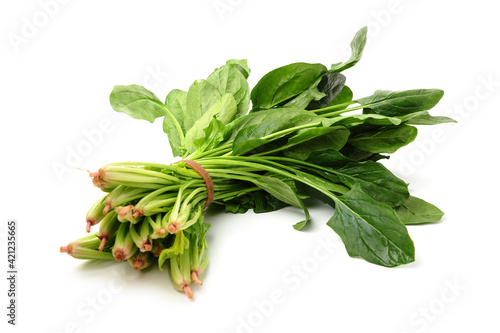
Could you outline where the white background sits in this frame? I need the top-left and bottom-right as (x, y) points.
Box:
(1, 0), (499, 332)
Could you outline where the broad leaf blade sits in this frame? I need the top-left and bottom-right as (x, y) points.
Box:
(358, 89), (444, 117)
(185, 93), (237, 154)
(207, 64), (250, 118)
(110, 84), (165, 123)
(395, 196), (444, 225)
(226, 59), (251, 79)
(334, 161), (409, 207)
(251, 62), (327, 110)
(184, 79), (221, 131)
(349, 125), (418, 153)
(306, 72), (346, 110)
(330, 26), (368, 73)
(328, 184), (415, 267)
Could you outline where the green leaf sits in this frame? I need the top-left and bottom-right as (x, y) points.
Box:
(358, 89), (444, 117)
(226, 59), (251, 79)
(231, 108), (326, 155)
(329, 114), (402, 127)
(330, 26), (368, 73)
(163, 89), (188, 157)
(284, 76), (326, 109)
(398, 111), (457, 125)
(349, 125), (418, 153)
(395, 196), (444, 225)
(283, 127), (350, 160)
(185, 93), (237, 154)
(164, 89), (187, 132)
(109, 84), (165, 123)
(332, 161), (409, 207)
(158, 231), (189, 270)
(193, 117), (225, 153)
(251, 62), (327, 110)
(250, 176), (310, 229)
(184, 79), (221, 131)
(305, 149), (357, 167)
(207, 64), (250, 118)
(328, 184), (415, 267)
(306, 72), (347, 110)
(326, 85), (354, 110)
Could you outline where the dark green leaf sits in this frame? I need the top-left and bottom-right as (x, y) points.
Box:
(358, 89), (444, 117)
(333, 161), (409, 207)
(307, 72), (346, 110)
(398, 111), (457, 125)
(349, 125), (418, 153)
(395, 196), (444, 225)
(305, 149), (357, 167)
(328, 184), (415, 267)
(330, 26), (368, 73)
(329, 114), (402, 127)
(284, 76), (326, 109)
(250, 62), (327, 110)
(250, 176), (310, 229)
(326, 85), (354, 110)
(283, 127), (350, 160)
(231, 108), (326, 155)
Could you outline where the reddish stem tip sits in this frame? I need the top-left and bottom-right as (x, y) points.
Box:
(114, 250), (125, 262)
(98, 237), (108, 252)
(168, 223), (179, 234)
(132, 259), (144, 271)
(182, 285), (193, 299)
(191, 271), (203, 286)
(87, 170), (100, 178)
(86, 221), (92, 233)
(141, 243), (153, 252)
(60, 246), (69, 254)
(103, 204), (111, 215)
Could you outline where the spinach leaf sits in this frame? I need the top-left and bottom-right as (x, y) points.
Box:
(250, 176), (310, 230)
(207, 64), (250, 118)
(305, 149), (357, 168)
(283, 76), (326, 109)
(164, 89), (187, 132)
(329, 114), (402, 127)
(328, 184), (415, 267)
(184, 79), (221, 131)
(230, 108), (327, 155)
(395, 196), (444, 225)
(110, 84), (165, 122)
(306, 72), (347, 110)
(193, 117), (225, 154)
(226, 59), (251, 79)
(348, 125), (418, 153)
(398, 110), (456, 125)
(283, 127), (350, 160)
(250, 62), (327, 110)
(185, 93), (237, 154)
(358, 89), (444, 117)
(330, 26), (368, 73)
(326, 85), (354, 110)
(110, 85), (186, 157)
(330, 161), (409, 207)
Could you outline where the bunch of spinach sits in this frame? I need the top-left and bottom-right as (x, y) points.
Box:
(61, 27), (454, 298)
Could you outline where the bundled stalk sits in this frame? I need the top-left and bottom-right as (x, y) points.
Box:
(61, 27), (454, 299)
